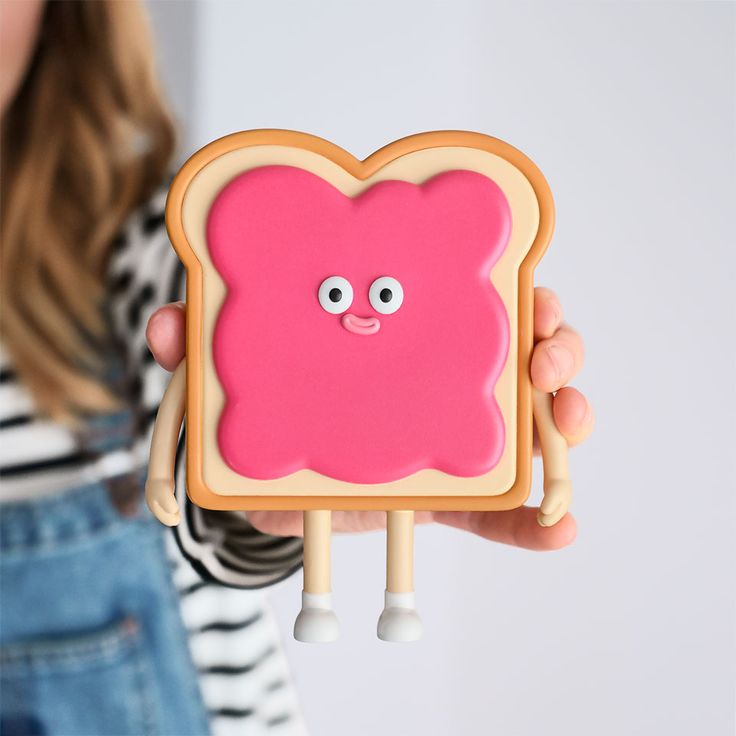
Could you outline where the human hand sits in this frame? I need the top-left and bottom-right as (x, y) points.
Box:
(146, 287), (592, 550)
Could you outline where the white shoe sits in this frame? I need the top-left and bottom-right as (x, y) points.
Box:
(294, 592), (340, 643)
(377, 591), (423, 642)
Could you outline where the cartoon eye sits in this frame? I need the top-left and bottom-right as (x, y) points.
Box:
(318, 276), (354, 314)
(369, 276), (403, 315)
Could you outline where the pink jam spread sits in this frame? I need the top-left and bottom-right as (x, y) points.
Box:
(207, 166), (511, 483)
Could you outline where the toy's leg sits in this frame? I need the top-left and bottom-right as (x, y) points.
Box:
(377, 510), (423, 642)
(294, 510), (339, 643)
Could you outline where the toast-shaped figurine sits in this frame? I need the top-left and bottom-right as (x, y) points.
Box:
(146, 130), (571, 643)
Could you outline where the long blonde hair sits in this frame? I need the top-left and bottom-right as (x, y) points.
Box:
(0, 1), (175, 419)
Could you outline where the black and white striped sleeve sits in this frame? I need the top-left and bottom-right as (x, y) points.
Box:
(107, 187), (303, 589)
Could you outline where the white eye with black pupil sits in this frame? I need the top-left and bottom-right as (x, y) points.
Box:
(318, 276), (353, 314)
(369, 276), (403, 314)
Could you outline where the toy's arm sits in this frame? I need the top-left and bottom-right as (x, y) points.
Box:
(145, 359), (186, 526)
(532, 388), (572, 527)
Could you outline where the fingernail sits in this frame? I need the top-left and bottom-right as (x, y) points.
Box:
(551, 299), (562, 325)
(572, 397), (590, 426)
(582, 399), (593, 426)
(546, 344), (573, 383)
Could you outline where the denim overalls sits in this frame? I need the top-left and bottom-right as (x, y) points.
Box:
(0, 408), (210, 736)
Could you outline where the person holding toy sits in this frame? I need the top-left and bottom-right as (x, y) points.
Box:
(0, 1), (593, 734)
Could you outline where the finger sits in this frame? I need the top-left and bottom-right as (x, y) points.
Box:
(533, 287), (563, 340)
(247, 511), (304, 536)
(530, 324), (584, 393)
(433, 507), (577, 551)
(247, 510), (434, 537)
(145, 302), (186, 371)
(330, 511), (433, 533)
(552, 387), (594, 447)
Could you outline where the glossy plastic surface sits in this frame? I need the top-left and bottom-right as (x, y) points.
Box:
(208, 166), (511, 483)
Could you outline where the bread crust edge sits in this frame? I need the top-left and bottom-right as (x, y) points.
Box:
(165, 130), (555, 511)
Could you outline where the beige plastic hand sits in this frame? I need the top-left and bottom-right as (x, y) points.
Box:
(145, 478), (180, 526)
(538, 477), (573, 527)
(532, 388), (572, 527)
(145, 360), (186, 527)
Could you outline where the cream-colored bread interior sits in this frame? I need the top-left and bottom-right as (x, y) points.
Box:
(182, 146), (539, 496)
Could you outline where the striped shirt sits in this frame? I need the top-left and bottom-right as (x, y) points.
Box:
(0, 186), (306, 736)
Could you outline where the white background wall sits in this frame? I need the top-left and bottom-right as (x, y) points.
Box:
(147, 3), (735, 734)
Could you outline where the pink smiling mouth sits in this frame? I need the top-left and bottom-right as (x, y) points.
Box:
(341, 313), (381, 335)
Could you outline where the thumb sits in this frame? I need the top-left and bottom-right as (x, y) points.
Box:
(146, 302), (186, 371)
